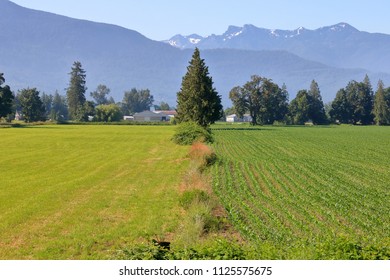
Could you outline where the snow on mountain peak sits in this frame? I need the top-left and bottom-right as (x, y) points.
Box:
(270, 29), (279, 37)
(164, 23), (360, 49)
(320, 22), (358, 32)
(189, 37), (201, 44)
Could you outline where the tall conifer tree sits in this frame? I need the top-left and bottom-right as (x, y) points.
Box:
(0, 73), (14, 119)
(373, 80), (390, 125)
(308, 80), (328, 124)
(66, 61), (87, 120)
(176, 48), (222, 127)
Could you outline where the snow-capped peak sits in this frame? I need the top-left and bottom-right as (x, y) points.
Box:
(320, 22), (358, 32)
(164, 33), (204, 48)
(163, 22), (360, 49)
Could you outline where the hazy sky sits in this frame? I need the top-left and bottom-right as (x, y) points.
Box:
(10, 0), (390, 40)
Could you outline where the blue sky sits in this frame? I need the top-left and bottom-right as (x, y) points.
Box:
(10, 0), (390, 40)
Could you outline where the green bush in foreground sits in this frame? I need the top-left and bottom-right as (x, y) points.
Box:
(172, 121), (213, 145)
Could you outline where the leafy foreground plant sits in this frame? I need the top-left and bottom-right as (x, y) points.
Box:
(172, 121), (213, 145)
(115, 239), (253, 260)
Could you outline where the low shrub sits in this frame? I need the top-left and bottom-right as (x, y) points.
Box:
(172, 122), (213, 145)
(179, 189), (210, 209)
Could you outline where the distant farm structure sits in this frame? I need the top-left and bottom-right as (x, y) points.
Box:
(124, 110), (177, 122)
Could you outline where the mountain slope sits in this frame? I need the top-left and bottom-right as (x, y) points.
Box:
(0, 0), (185, 102)
(1, 0), (389, 105)
(165, 23), (390, 74)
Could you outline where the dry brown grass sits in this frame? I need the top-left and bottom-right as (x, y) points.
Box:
(173, 142), (242, 247)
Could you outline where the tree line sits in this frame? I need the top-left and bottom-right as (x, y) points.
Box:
(174, 48), (390, 128)
(0, 62), (170, 123)
(2, 53), (390, 126)
(229, 74), (390, 126)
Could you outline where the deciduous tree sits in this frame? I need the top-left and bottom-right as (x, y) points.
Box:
(289, 90), (311, 125)
(94, 104), (123, 122)
(18, 88), (45, 122)
(90, 84), (112, 105)
(157, 101), (170, 111)
(229, 75), (288, 125)
(121, 88), (154, 115)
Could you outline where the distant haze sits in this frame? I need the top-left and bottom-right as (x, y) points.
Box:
(1, 0), (390, 107)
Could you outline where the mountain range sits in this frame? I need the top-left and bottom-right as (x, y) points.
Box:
(1, 0), (390, 106)
(165, 23), (390, 74)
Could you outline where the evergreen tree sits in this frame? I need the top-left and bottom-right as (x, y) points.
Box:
(176, 48), (222, 127)
(41, 93), (53, 120)
(357, 75), (374, 124)
(330, 76), (374, 124)
(345, 80), (374, 124)
(308, 80), (328, 124)
(289, 81), (328, 125)
(18, 88), (45, 122)
(330, 88), (352, 123)
(373, 80), (390, 125)
(0, 73), (14, 119)
(66, 61), (87, 120)
(51, 91), (68, 122)
(277, 83), (290, 121)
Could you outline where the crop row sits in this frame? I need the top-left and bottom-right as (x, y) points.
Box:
(211, 126), (390, 251)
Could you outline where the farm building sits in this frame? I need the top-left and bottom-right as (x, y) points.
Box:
(14, 111), (23, 121)
(123, 115), (134, 121)
(155, 110), (177, 120)
(226, 114), (253, 123)
(133, 111), (169, 122)
(226, 114), (239, 123)
(243, 114), (253, 122)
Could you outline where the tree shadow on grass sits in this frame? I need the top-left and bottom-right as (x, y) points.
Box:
(9, 124), (67, 129)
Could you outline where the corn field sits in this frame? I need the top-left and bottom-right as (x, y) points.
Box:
(211, 125), (390, 258)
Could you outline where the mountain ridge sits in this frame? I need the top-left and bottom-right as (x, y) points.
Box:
(1, 0), (390, 106)
(165, 23), (390, 74)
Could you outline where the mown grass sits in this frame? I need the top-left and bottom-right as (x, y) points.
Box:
(211, 124), (390, 259)
(0, 125), (189, 259)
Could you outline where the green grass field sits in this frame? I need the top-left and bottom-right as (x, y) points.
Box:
(211, 124), (390, 259)
(1, 124), (389, 259)
(0, 125), (188, 259)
